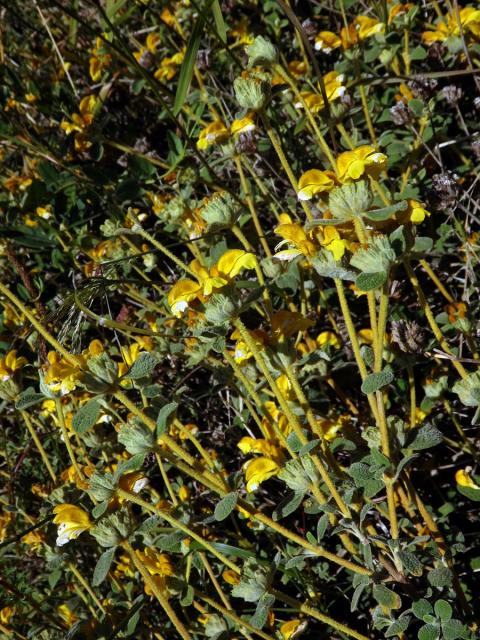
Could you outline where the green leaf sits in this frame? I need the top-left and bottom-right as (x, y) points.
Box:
(211, 0), (227, 42)
(373, 584), (402, 610)
(412, 599), (433, 620)
(399, 550), (423, 577)
(457, 484), (480, 501)
(317, 513), (329, 541)
(434, 600), (452, 622)
(126, 352), (160, 379)
(363, 200), (407, 221)
(15, 390), (45, 410)
(408, 424), (443, 450)
(409, 45), (427, 60)
(385, 616), (411, 637)
(250, 593), (275, 629)
(92, 500), (109, 518)
(272, 491), (304, 521)
(156, 402), (179, 437)
(361, 369), (394, 395)
(418, 624), (440, 640)
(355, 271), (388, 291)
(92, 547), (117, 586)
(428, 566), (453, 589)
(173, 6), (209, 116)
(412, 236), (434, 254)
(214, 492), (238, 521)
(181, 585), (194, 607)
(441, 619), (471, 640)
(72, 399), (101, 434)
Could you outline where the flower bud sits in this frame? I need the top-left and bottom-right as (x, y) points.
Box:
(90, 509), (134, 547)
(200, 191), (240, 231)
(118, 423), (156, 455)
(204, 294), (237, 325)
(88, 471), (116, 502)
(234, 71), (270, 111)
(87, 353), (119, 385)
(328, 181), (373, 220)
(245, 35), (278, 67)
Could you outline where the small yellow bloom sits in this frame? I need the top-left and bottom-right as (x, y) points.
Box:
(22, 530), (46, 551)
(354, 16), (385, 40)
(168, 279), (202, 317)
(36, 205), (53, 220)
(238, 437), (281, 458)
(230, 115), (256, 136)
(280, 619), (304, 639)
(294, 71), (346, 113)
(297, 169), (337, 201)
(314, 31), (342, 53)
(408, 200), (431, 224)
(244, 457), (280, 492)
(316, 331), (341, 349)
(320, 226), (349, 260)
(57, 604), (79, 625)
(137, 548), (175, 576)
(274, 214), (318, 261)
(0, 606), (15, 625)
(336, 145), (387, 182)
(146, 32), (161, 52)
(0, 350), (28, 381)
(388, 3), (414, 23)
(178, 485), (190, 501)
(455, 469), (480, 490)
(222, 569), (240, 585)
(52, 504), (92, 546)
(119, 471), (149, 494)
(196, 121), (229, 150)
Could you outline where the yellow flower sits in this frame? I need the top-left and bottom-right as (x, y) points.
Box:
(0, 606), (15, 625)
(244, 457), (280, 492)
(238, 436), (282, 458)
(36, 205), (53, 220)
(274, 214), (318, 261)
(22, 530), (46, 551)
(314, 31), (342, 53)
(230, 19), (254, 45)
(354, 16), (385, 40)
(44, 352), (83, 395)
(408, 200), (431, 224)
(146, 32), (161, 52)
(320, 226), (349, 260)
(168, 279), (203, 317)
(0, 511), (13, 543)
(178, 485), (191, 501)
(230, 328), (266, 363)
(168, 250), (256, 316)
(61, 95), (97, 134)
(280, 619), (304, 639)
(230, 115), (256, 136)
(316, 415), (348, 440)
(196, 121), (230, 150)
(388, 3), (414, 23)
(287, 60), (307, 77)
(271, 310), (313, 341)
(297, 169), (337, 201)
(294, 71), (346, 113)
(119, 471), (149, 494)
(52, 504), (92, 546)
(57, 604), (79, 625)
(423, 7), (480, 43)
(222, 569), (240, 585)
(316, 331), (341, 349)
(154, 51), (185, 81)
(0, 350), (28, 381)
(4, 174), (32, 193)
(136, 548), (175, 576)
(336, 145), (387, 182)
(455, 469), (480, 489)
